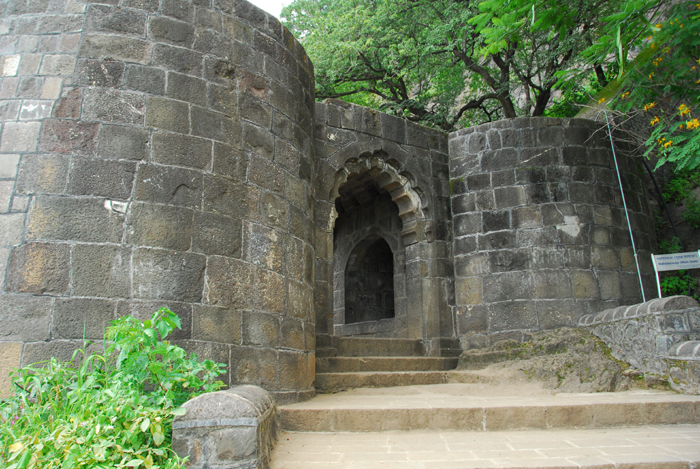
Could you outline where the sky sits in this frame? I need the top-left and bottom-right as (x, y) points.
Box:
(247, 0), (288, 19)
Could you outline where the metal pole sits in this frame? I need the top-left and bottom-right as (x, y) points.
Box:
(604, 111), (646, 302)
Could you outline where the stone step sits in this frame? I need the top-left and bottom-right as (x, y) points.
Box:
(280, 384), (700, 433)
(316, 356), (459, 373)
(332, 337), (426, 357)
(271, 424), (700, 468)
(316, 371), (454, 392)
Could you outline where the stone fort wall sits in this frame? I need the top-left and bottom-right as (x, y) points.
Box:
(0, 0), (656, 401)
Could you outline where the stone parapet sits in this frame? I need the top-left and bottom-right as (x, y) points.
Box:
(580, 295), (700, 393)
(172, 385), (278, 469)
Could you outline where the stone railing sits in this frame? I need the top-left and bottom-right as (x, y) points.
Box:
(172, 385), (278, 469)
(579, 295), (700, 393)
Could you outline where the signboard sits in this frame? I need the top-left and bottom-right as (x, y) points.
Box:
(651, 250), (700, 298)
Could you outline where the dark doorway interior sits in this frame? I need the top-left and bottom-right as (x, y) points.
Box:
(345, 236), (395, 324)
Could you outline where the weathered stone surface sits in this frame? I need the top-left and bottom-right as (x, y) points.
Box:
(15, 154), (70, 194)
(0, 342), (23, 398)
(192, 305), (241, 344)
(0, 213), (25, 247)
(66, 157), (137, 199)
(205, 256), (285, 313)
(126, 202), (193, 251)
(192, 211), (242, 257)
(242, 310), (280, 347)
(6, 242), (70, 295)
(152, 132), (212, 169)
(144, 97), (190, 133)
(203, 176), (258, 219)
(52, 298), (115, 340)
(0, 294), (52, 341)
(39, 120), (99, 155)
(79, 34), (152, 64)
(97, 124), (150, 161)
(27, 196), (125, 243)
(82, 88), (145, 124)
(134, 164), (202, 208)
(133, 249), (206, 302)
(243, 221), (283, 272)
(72, 244), (131, 298)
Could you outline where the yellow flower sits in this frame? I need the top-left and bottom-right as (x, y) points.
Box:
(644, 102), (656, 111)
(663, 140), (673, 148)
(598, 97), (606, 104)
(687, 118), (700, 130)
(621, 91), (630, 99)
(650, 116), (660, 126)
(679, 104), (691, 116)
(655, 23), (662, 28)
(649, 72), (655, 79)
(662, 47), (670, 54)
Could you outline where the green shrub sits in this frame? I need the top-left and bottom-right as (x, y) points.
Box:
(0, 308), (226, 469)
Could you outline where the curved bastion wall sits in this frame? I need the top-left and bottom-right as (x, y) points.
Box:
(0, 0), (316, 402)
(448, 117), (657, 349)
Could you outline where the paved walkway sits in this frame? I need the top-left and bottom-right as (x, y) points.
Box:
(271, 424), (700, 468)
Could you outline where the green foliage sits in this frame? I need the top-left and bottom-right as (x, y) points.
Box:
(544, 76), (604, 118)
(657, 236), (681, 255)
(661, 270), (694, 297)
(660, 166), (700, 229)
(683, 196), (700, 229)
(282, 0), (616, 131)
(0, 308), (226, 469)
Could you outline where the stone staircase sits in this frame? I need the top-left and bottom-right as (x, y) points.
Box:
(315, 336), (460, 392)
(271, 336), (700, 469)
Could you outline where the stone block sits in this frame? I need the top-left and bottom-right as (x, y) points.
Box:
(152, 132), (212, 170)
(455, 277), (482, 305)
(39, 120), (99, 155)
(481, 149), (517, 172)
(126, 202), (193, 251)
(166, 72), (206, 104)
(203, 176), (259, 220)
(0, 154), (20, 178)
(38, 54), (76, 76)
(191, 105), (240, 144)
(15, 154), (70, 194)
(598, 270), (621, 300)
(478, 231), (516, 250)
(151, 43), (203, 75)
(161, 0), (194, 20)
(116, 300), (192, 340)
(53, 88), (81, 118)
(454, 212), (482, 236)
(489, 300), (538, 332)
(591, 245), (620, 270)
(134, 164), (202, 208)
(52, 298), (115, 339)
(229, 346), (277, 389)
(249, 154), (284, 193)
(132, 248), (206, 302)
(278, 350), (308, 390)
(259, 191), (289, 231)
(494, 186), (526, 209)
(145, 96), (190, 133)
(531, 270), (573, 299)
(537, 300), (583, 330)
(74, 58), (125, 87)
(79, 34), (152, 64)
(82, 88), (144, 124)
(454, 253), (489, 277)
(380, 113), (405, 144)
(192, 305), (241, 344)
(85, 4), (147, 35)
(242, 310), (280, 347)
(208, 82), (237, 117)
(242, 221), (283, 272)
(0, 121), (41, 152)
(511, 206), (541, 229)
(0, 342), (22, 398)
(0, 294), (52, 341)
(289, 280), (312, 320)
(483, 272), (530, 303)
(489, 249), (530, 273)
(213, 143), (248, 183)
(192, 211), (242, 258)
(124, 64), (166, 95)
(206, 258), (286, 314)
(66, 157), (137, 199)
(27, 195), (124, 243)
(6, 242), (70, 295)
(0, 213), (24, 247)
(72, 244), (131, 298)
(283, 236), (305, 283)
(19, 99), (53, 120)
(482, 210), (510, 232)
(148, 16), (195, 47)
(97, 124), (149, 161)
(519, 147), (559, 166)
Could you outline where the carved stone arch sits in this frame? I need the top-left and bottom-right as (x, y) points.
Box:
(329, 153), (427, 245)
